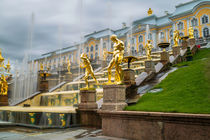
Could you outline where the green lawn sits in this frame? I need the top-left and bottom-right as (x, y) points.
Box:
(125, 48), (210, 114)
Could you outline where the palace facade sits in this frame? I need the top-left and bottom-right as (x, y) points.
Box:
(33, 0), (210, 71)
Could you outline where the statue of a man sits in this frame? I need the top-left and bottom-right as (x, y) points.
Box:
(80, 53), (98, 89)
(144, 40), (153, 60)
(173, 30), (180, 47)
(106, 34), (124, 84)
(67, 58), (72, 74)
(189, 26), (194, 39)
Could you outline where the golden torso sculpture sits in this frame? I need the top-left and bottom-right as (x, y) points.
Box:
(189, 26), (194, 39)
(67, 58), (72, 74)
(173, 30), (180, 47)
(80, 53), (98, 89)
(144, 40), (153, 60)
(106, 34), (124, 84)
(0, 75), (8, 95)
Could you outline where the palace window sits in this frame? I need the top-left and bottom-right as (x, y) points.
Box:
(203, 28), (209, 38)
(170, 30), (173, 38)
(160, 32), (164, 39)
(202, 15), (208, 24)
(86, 47), (89, 52)
(138, 35), (143, 42)
(132, 38), (135, 44)
(138, 44), (143, 52)
(179, 32), (184, 37)
(148, 33), (152, 40)
(95, 45), (98, 50)
(103, 42), (106, 48)
(194, 29), (199, 39)
(90, 45), (93, 52)
(90, 54), (93, 60)
(191, 18), (198, 26)
(132, 47), (135, 55)
(177, 22), (184, 30)
(95, 52), (98, 60)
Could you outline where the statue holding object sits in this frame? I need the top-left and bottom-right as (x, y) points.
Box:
(80, 53), (98, 89)
(144, 40), (153, 60)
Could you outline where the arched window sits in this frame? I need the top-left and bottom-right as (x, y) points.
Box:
(202, 15), (208, 24)
(95, 45), (98, 50)
(86, 47), (89, 52)
(103, 42), (106, 48)
(179, 32), (184, 37)
(95, 52), (98, 60)
(170, 30), (173, 38)
(132, 47), (135, 55)
(90, 45), (93, 52)
(194, 29), (199, 38)
(138, 44), (143, 53)
(203, 28), (209, 37)
(148, 33), (152, 40)
(90, 54), (93, 60)
(177, 22), (184, 30)
(160, 32), (164, 39)
(138, 35), (143, 42)
(132, 38), (135, 44)
(191, 18), (198, 26)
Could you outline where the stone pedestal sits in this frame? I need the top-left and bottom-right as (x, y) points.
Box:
(40, 80), (49, 93)
(188, 38), (196, 47)
(78, 89), (97, 109)
(144, 60), (155, 73)
(160, 51), (169, 65)
(0, 95), (8, 106)
(182, 40), (188, 50)
(102, 85), (127, 111)
(172, 46), (181, 56)
(64, 73), (73, 83)
(123, 69), (136, 85)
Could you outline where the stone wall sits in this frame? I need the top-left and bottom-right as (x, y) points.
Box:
(98, 110), (210, 140)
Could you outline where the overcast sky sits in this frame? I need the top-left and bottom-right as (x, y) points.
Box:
(0, 0), (191, 68)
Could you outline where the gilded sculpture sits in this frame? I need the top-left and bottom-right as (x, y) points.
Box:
(0, 75), (8, 95)
(144, 40), (153, 60)
(103, 49), (107, 61)
(6, 59), (11, 73)
(106, 34), (124, 84)
(173, 30), (180, 47)
(40, 63), (44, 71)
(189, 26), (194, 39)
(67, 58), (72, 74)
(80, 53), (98, 89)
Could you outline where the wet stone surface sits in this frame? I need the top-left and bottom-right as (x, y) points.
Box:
(0, 126), (118, 140)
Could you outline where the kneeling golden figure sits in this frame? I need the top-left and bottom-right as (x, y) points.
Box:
(80, 53), (98, 89)
(106, 34), (124, 84)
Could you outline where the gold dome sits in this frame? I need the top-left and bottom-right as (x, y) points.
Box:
(148, 8), (153, 16)
(0, 49), (5, 64)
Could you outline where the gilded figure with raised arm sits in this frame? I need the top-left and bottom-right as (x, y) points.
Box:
(106, 34), (124, 84)
(144, 40), (153, 60)
(80, 53), (98, 89)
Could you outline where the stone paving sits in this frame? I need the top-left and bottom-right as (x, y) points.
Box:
(0, 125), (127, 140)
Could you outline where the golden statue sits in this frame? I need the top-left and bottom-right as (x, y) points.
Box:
(6, 59), (11, 73)
(189, 26), (194, 39)
(103, 49), (107, 61)
(40, 63), (44, 71)
(106, 34), (124, 84)
(173, 30), (180, 47)
(144, 40), (153, 60)
(0, 75), (8, 95)
(148, 8), (153, 16)
(80, 53), (98, 89)
(67, 58), (72, 74)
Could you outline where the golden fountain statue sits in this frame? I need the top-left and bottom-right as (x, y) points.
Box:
(148, 8), (153, 16)
(173, 30), (180, 47)
(0, 49), (10, 96)
(106, 34), (124, 84)
(144, 40), (153, 60)
(0, 75), (8, 95)
(80, 53), (98, 89)
(40, 63), (44, 71)
(103, 49), (107, 61)
(67, 58), (72, 74)
(189, 26), (194, 39)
